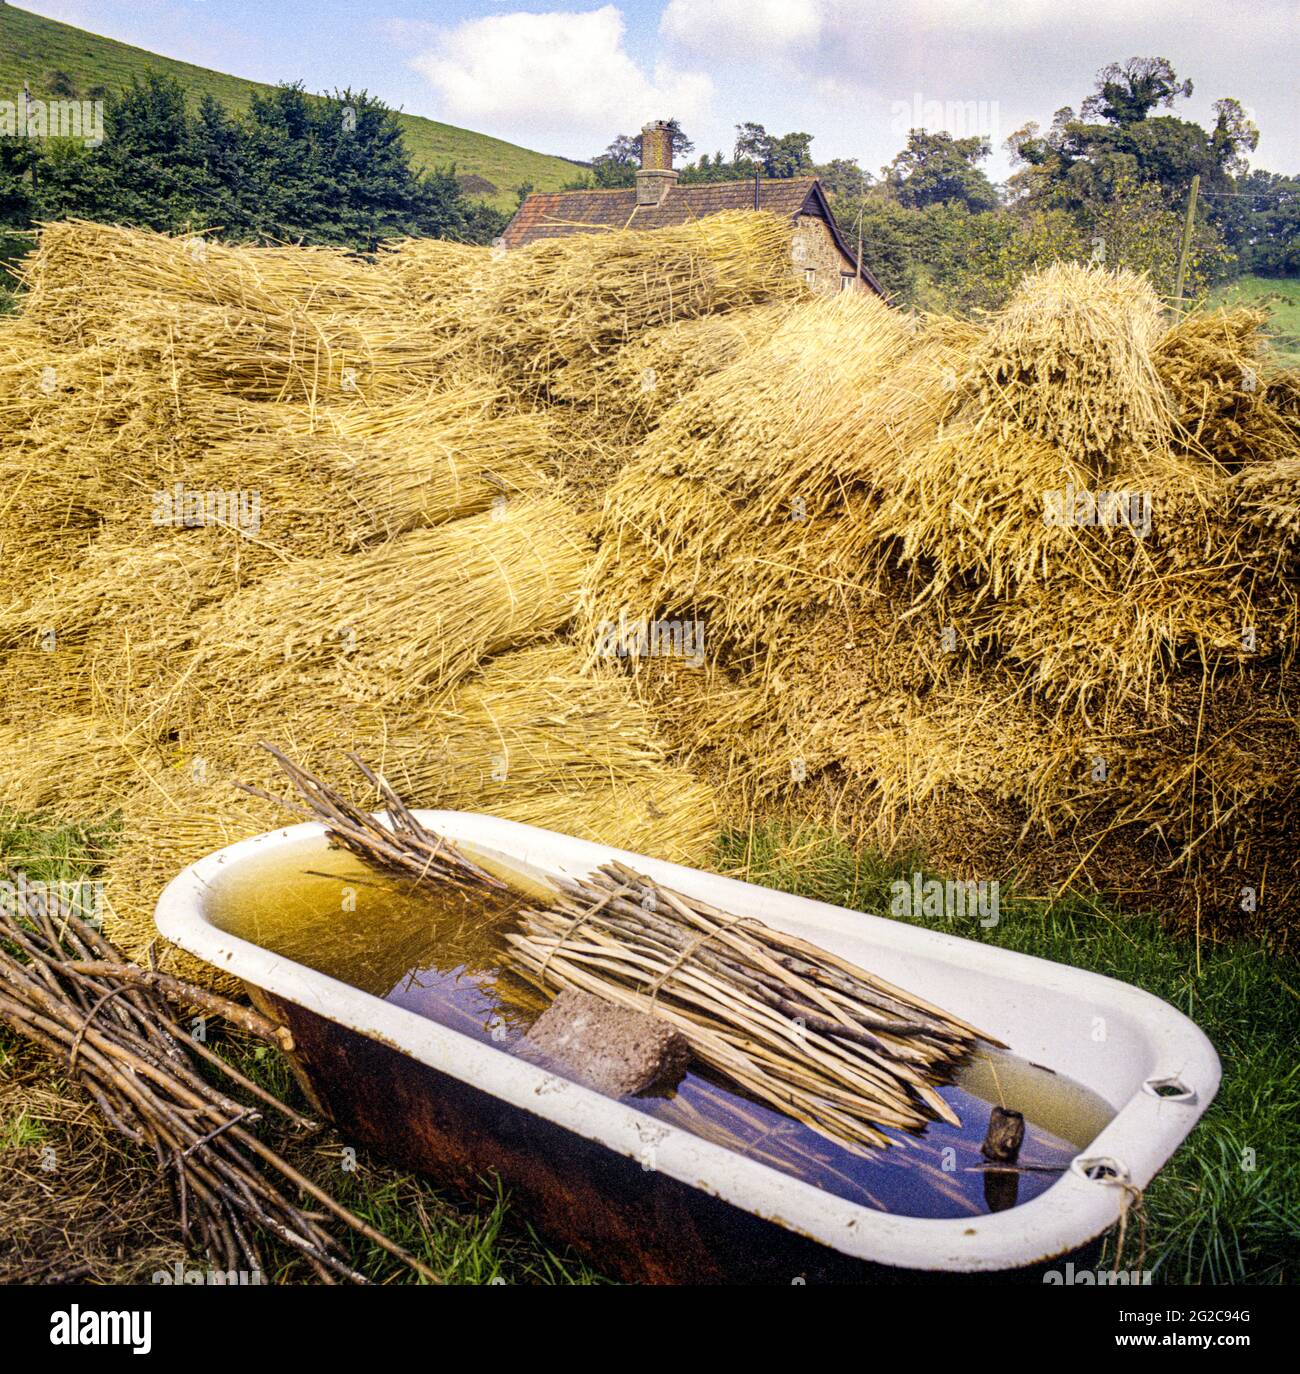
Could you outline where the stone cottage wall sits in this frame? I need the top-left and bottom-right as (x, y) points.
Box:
(791, 213), (864, 295)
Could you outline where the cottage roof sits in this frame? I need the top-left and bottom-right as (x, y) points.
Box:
(502, 176), (885, 295)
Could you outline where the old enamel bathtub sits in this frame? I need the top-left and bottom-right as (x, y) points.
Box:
(155, 812), (1220, 1284)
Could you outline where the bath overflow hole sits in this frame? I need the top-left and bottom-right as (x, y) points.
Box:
(1144, 1076), (1195, 1102)
(1071, 1155), (1129, 1184)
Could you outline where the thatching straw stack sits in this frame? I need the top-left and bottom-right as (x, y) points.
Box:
(591, 259), (1299, 940)
(973, 262), (1170, 459)
(470, 211), (802, 393)
(588, 291), (918, 654)
(9, 212), (1299, 958)
(1, 219), (733, 992)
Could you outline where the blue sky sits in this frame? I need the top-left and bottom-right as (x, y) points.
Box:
(19, 1), (1300, 181)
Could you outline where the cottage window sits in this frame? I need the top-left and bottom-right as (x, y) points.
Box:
(804, 267), (816, 285)
(840, 274), (855, 291)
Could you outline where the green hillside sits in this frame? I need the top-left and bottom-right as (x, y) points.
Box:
(0, 3), (582, 210)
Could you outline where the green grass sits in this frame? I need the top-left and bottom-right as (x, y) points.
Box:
(1208, 274), (1300, 368)
(0, 4), (581, 211)
(2, 811), (1294, 1283)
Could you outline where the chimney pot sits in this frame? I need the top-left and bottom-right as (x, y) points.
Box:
(636, 120), (678, 206)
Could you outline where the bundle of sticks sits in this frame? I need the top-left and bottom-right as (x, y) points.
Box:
(0, 870), (439, 1283)
(240, 743), (511, 896)
(254, 750), (1000, 1154)
(505, 864), (1000, 1151)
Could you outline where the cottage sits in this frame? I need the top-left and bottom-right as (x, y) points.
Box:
(502, 120), (885, 297)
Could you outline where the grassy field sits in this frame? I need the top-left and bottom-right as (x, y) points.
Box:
(1, 813), (1294, 1284)
(1208, 274), (1300, 368)
(0, 3), (582, 210)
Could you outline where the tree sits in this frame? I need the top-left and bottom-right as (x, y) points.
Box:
(1007, 59), (1257, 212)
(733, 122), (769, 163)
(885, 130), (999, 212)
(726, 123), (814, 178)
(590, 131), (639, 187)
(2, 75), (505, 253)
(1081, 57), (1193, 125)
(815, 157), (870, 199)
(185, 94), (255, 235)
(765, 132), (813, 178)
(1211, 99), (1260, 178)
(1210, 170), (1300, 277)
(38, 75), (201, 229)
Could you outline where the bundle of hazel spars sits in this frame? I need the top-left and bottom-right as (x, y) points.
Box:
(0, 865), (441, 1284)
(504, 864), (999, 1151)
(255, 748), (1001, 1155)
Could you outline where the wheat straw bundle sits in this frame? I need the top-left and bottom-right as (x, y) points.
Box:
(21, 221), (397, 343)
(974, 263), (1171, 459)
(193, 496), (591, 705)
(864, 419), (1264, 721)
(0, 642), (95, 731)
(394, 644), (665, 794)
(471, 211), (802, 389)
(549, 300), (792, 421)
(626, 588), (965, 810)
(376, 236), (493, 309)
(0, 714), (154, 820)
(589, 293), (915, 648)
(379, 642), (716, 862)
(0, 493), (100, 642)
(1155, 307), (1297, 467)
(868, 422), (1093, 599)
(237, 241), (396, 315)
(321, 389), (553, 540)
(21, 222), (454, 406)
(11, 523), (299, 740)
(1237, 456), (1300, 545)
(495, 774), (718, 865)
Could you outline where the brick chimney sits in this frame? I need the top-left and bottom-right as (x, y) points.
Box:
(636, 120), (678, 207)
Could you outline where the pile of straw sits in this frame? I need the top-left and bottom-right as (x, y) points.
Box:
(2, 218), (744, 989)
(469, 211), (802, 394)
(7, 209), (1299, 962)
(591, 259), (1300, 941)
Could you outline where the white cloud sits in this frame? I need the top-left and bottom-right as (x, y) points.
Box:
(660, 0), (825, 60)
(660, 0), (1199, 61)
(656, 0), (1299, 178)
(409, 6), (712, 154)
